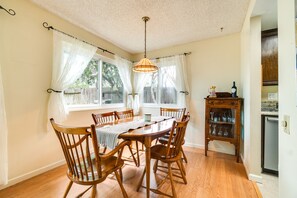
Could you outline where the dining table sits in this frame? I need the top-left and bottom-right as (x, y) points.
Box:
(95, 116), (175, 198)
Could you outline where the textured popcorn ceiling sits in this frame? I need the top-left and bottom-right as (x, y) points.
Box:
(31, 0), (250, 54)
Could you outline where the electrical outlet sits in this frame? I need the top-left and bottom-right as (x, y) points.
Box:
(282, 115), (290, 134)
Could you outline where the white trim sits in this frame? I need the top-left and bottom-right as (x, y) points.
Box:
(241, 153), (263, 184)
(248, 173), (263, 183)
(208, 145), (235, 155)
(184, 142), (204, 149)
(0, 159), (66, 190)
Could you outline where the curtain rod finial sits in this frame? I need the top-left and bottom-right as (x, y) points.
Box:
(43, 22), (53, 30)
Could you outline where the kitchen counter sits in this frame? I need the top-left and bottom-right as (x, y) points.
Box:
(261, 111), (278, 116)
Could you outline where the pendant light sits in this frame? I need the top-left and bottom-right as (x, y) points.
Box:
(133, 16), (158, 73)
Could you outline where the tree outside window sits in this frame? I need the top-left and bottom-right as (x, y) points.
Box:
(64, 58), (124, 106)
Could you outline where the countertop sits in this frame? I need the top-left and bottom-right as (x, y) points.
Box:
(261, 111), (278, 116)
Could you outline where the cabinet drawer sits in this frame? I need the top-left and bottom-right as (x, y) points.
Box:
(207, 100), (238, 107)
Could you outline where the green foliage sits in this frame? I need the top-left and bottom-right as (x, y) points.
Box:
(69, 59), (98, 88)
(69, 59), (123, 91)
(102, 62), (123, 90)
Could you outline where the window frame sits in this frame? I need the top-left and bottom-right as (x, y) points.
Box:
(67, 54), (126, 112)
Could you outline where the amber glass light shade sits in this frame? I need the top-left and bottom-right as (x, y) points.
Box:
(133, 58), (158, 72)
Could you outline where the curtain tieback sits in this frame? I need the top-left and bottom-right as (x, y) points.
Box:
(47, 88), (63, 93)
(128, 93), (139, 96)
(180, 91), (189, 95)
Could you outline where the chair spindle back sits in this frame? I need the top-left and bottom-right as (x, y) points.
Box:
(160, 107), (186, 120)
(115, 109), (134, 120)
(50, 119), (102, 181)
(92, 112), (117, 125)
(165, 115), (190, 158)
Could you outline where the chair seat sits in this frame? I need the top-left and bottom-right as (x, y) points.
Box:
(69, 154), (124, 184)
(150, 144), (181, 161)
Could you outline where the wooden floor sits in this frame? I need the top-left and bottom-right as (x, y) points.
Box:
(0, 147), (258, 198)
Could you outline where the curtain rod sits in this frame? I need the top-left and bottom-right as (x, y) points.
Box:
(42, 22), (115, 55)
(132, 52), (191, 63)
(154, 52), (191, 60)
(0, 5), (16, 16)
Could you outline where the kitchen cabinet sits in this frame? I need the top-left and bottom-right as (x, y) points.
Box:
(204, 97), (243, 162)
(262, 28), (278, 86)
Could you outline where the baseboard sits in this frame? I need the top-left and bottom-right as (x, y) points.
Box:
(184, 142), (235, 155)
(241, 154), (263, 184)
(0, 159), (65, 190)
(184, 142), (204, 149)
(248, 173), (263, 183)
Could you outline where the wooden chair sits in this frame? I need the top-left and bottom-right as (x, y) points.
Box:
(158, 107), (188, 163)
(115, 109), (134, 120)
(92, 111), (138, 167)
(136, 115), (190, 198)
(160, 107), (186, 120)
(50, 118), (129, 198)
(115, 109), (141, 167)
(92, 112), (117, 154)
(92, 111), (117, 126)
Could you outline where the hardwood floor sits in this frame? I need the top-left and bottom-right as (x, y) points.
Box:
(0, 147), (258, 198)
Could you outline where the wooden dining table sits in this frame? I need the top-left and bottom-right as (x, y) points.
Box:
(96, 116), (175, 198)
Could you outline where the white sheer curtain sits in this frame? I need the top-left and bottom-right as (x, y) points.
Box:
(175, 55), (190, 111)
(133, 72), (151, 115)
(158, 55), (190, 109)
(0, 64), (8, 185)
(48, 31), (97, 123)
(115, 56), (133, 109)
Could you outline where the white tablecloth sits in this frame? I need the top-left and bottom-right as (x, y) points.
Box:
(96, 116), (171, 149)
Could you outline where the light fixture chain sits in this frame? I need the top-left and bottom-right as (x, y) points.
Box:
(144, 18), (147, 58)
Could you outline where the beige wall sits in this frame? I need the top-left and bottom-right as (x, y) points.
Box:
(0, 0), (131, 188)
(240, 0), (263, 182)
(278, 0), (297, 197)
(134, 33), (241, 154)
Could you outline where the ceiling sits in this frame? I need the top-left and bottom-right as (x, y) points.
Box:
(31, 0), (277, 54)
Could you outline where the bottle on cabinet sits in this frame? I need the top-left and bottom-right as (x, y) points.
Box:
(231, 81), (237, 98)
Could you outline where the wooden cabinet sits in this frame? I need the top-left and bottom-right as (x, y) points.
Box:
(204, 97), (243, 162)
(262, 28), (278, 86)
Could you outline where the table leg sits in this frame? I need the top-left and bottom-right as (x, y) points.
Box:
(144, 137), (151, 198)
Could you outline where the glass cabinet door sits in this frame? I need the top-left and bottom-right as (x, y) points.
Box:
(208, 108), (236, 138)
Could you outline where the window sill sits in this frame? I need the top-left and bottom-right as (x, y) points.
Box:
(68, 104), (125, 112)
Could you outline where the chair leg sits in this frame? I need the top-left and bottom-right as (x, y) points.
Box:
(63, 180), (73, 198)
(153, 160), (159, 173)
(168, 163), (177, 198)
(180, 158), (186, 176)
(135, 141), (140, 167)
(127, 144), (138, 167)
(181, 147), (188, 163)
(119, 168), (123, 182)
(103, 146), (107, 153)
(91, 184), (97, 198)
(176, 160), (187, 184)
(114, 170), (128, 198)
(136, 166), (146, 191)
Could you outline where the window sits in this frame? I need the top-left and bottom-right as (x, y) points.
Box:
(64, 57), (124, 107)
(143, 65), (177, 105)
